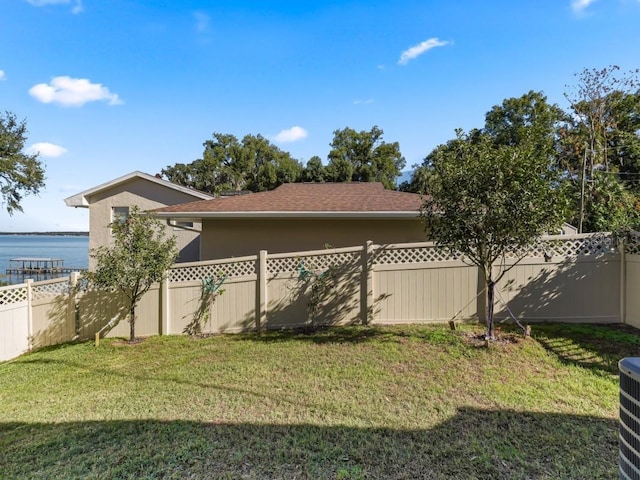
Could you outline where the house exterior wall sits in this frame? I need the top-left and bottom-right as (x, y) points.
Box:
(86, 177), (203, 268)
(200, 217), (426, 259)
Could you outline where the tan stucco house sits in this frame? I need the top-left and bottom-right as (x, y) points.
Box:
(64, 171), (213, 268)
(153, 182), (426, 260)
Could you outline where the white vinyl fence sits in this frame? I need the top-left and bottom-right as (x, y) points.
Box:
(1, 232), (638, 362)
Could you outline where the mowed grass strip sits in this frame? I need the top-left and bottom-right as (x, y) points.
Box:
(0, 323), (633, 479)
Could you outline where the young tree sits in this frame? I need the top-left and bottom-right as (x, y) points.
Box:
(0, 111), (45, 215)
(326, 126), (405, 189)
(87, 207), (178, 342)
(421, 130), (565, 340)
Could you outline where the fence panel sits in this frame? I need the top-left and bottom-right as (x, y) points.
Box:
(112, 284), (161, 338)
(168, 276), (258, 334)
(30, 277), (75, 349)
(626, 255), (640, 329)
(77, 288), (128, 339)
(0, 283), (29, 361)
(167, 282), (201, 334)
(266, 247), (363, 329)
(495, 256), (620, 323)
(373, 261), (479, 323)
(208, 276), (258, 333)
(371, 243), (477, 323)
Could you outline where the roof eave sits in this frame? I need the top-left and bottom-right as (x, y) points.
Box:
(154, 211), (421, 220)
(64, 194), (89, 208)
(63, 171), (213, 207)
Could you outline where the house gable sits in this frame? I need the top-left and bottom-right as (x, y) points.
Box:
(64, 172), (213, 267)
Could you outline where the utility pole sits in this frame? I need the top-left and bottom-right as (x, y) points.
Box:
(578, 147), (587, 234)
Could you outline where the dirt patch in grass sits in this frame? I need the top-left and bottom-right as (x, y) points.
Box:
(110, 337), (147, 347)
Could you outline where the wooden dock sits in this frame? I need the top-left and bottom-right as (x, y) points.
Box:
(6, 257), (78, 276)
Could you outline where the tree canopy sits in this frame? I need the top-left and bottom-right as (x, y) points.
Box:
(421, 129), (565, 339)
(326, 126), (405, 189)
(404, 76), (640, 234)
(562, 66), (640, 233)
(0, 111), (45, 215)
(403, 91), (567, 194)
(164, 126), (406, 195)
(162, 133), (303, 195)
(301, 156), (327, 183)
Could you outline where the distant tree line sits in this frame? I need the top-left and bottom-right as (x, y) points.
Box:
(162, 66), (639, 234)
(161, 126), (405, 194)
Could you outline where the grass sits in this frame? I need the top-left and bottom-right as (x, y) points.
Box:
(0, 322), (636, 479)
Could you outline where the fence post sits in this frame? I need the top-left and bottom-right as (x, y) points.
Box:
(69, 272), (79, 337)
(361, 241), (374, 325)
(161, 276), (170, 335)
(258, 250), (268, 332)
(26, 279), (33, 351)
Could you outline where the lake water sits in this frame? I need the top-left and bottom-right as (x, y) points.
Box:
(0, 235), (89, 285)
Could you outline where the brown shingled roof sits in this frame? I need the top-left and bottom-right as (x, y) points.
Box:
(153, 182), (422, 218)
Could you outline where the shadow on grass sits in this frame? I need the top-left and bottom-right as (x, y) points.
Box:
(0, 408), (617, 480)
(228, 324), (468, 347)
(531, 323), (640, 375)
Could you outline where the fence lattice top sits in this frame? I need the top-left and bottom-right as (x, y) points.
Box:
(372, 234), (615, 266)
(32, 279), (71, 301)
(509, 234), (616, 259)
(267, 251), (362, 275)
(373, 245), (455, 265)
(169, 259), (257, 283)
(627, 232), (640, 255)
(0, 286), (28, 305)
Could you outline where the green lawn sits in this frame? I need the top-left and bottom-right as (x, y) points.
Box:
(0, 322), (636, 479)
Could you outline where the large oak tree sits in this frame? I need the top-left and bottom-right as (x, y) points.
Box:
(326, 126), (405, 189)
(0, 111), (45, 215)
(162, 133), (302, 195)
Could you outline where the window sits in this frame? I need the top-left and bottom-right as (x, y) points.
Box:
(111, 206), (129, 226)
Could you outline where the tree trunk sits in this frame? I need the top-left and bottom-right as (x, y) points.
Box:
(129, 306), (136, 342)
(486, 280), (495, 340)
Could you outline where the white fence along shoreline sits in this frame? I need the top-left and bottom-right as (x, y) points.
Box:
(1, 232), (637, 362)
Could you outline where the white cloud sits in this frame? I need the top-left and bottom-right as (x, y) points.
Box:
(571, 0), (596, 13)
(0, 70), (5, 81)
(193, 11), (211, 33)
(28, 76), (123, 107)
(26, 142), (68, 157)
(398, 38), (449, 65)
(353, 99), (374, 105)
(26, 0), (83, 14)
(274, 126), (308, 143)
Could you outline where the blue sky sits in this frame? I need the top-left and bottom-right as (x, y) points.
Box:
(1, 0), (639, 231)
